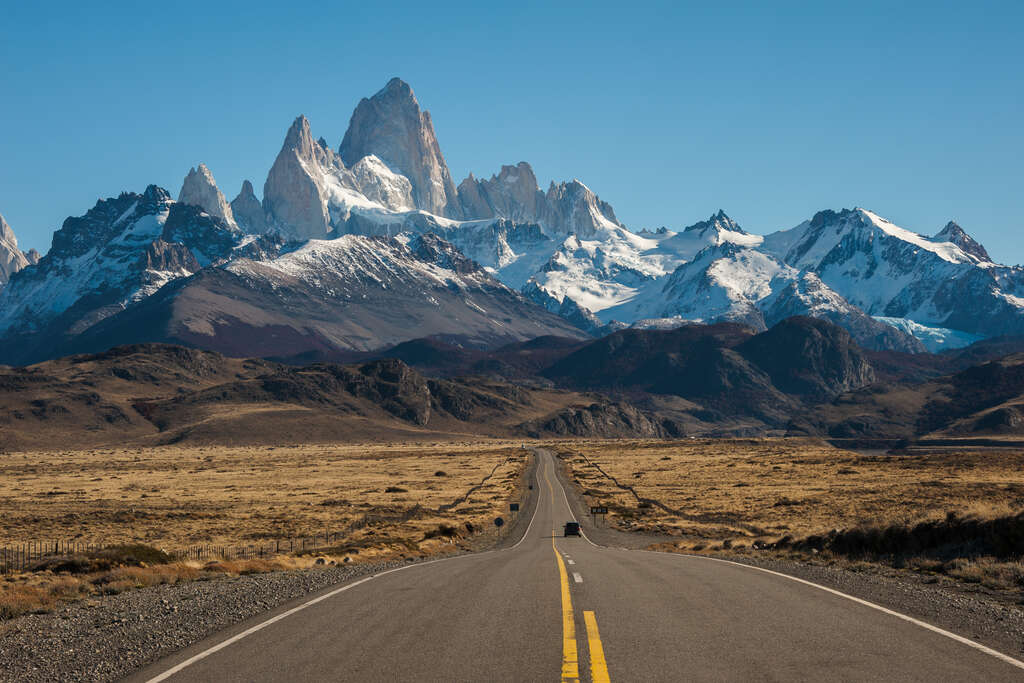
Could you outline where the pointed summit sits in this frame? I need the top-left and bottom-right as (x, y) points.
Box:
(684, 210), (745, 235)
(230, 180), (268, 234)
(0, 213), (16, 245)
(339, 78), (459, 217)
(933, 220), (990, 262)
(178, 163), (237, 229)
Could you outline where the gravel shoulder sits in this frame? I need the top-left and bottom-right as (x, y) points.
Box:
(0, 559), (422, 683)
(550, 449), (1024, 662)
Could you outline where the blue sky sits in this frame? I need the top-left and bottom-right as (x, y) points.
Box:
(2, 1), (1022, 262)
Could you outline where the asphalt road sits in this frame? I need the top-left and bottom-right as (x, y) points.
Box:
(132, 450), (1024, 682)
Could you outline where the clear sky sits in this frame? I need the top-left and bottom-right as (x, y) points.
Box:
(2, 1), (1022, 263)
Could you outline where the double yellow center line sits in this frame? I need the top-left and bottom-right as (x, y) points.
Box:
(552, 539), (579, 680)
(546, 459), (611, 682)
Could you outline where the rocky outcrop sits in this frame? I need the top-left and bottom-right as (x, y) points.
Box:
(340, 78), (459, 217)
(541, 180), (621, 239)
(230, 180), (269, 234)
(178, 164), (237, 229)
(737, 316), (875, 399)
(519, 400), (680, 438)
(458, 162), (546, 222)
(0, 213), (31, 286)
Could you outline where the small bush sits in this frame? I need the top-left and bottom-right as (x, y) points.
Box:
(97, 544), (172, 567)
(423, 524), (459, 540)
(0, 586), (54, 619)
(385, 486), (408, 493)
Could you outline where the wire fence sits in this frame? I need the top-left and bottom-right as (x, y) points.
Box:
(2, 453), (520, 575)
(1, 504), (429, 575)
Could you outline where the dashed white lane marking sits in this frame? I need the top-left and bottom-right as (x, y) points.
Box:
(567, 560), (576, 565)
(573, 572), (583, 583)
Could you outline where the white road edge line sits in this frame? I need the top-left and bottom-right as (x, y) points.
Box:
(573, 572), (583, 583)
(147, 451), (546, 682)
(543, 449), (1024, 673)
(648, 551), (1024, 672)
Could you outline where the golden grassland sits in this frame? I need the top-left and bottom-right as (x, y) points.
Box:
(0, 441), (528, 550)
(559, 438), (1024, 541)
(558, 438), (1024, 594)
(0, 440), (530, 619)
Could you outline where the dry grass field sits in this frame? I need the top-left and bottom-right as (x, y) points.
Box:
(559, 438), (1024, 593)
(0, 441), (528, 553)
(0, 440), (531, 618)
(560, 439), (1024, 541)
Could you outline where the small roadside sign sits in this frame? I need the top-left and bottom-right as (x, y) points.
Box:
(590, 506), (608, 515)
(510, 503), (520, 512)
(494, 517), (505, 527)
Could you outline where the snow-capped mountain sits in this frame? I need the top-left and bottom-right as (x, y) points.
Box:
(1, 231), (583, 364)
(3, 76), (1021, 362)
(762, 208), (1024, 339)
(0, 179), (582, 363)
(0, 185), (254, 341)
(0, 213), (38, 289)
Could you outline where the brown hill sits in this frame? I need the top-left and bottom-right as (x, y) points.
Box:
(0, 344), (647, 450)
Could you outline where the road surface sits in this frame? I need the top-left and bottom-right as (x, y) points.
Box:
(133, 449), (1024, 682)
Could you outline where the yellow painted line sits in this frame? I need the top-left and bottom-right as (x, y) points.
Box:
(546, 459), (579, 682)
(584, 611), (611, 683)
(554, 542), (579, 681)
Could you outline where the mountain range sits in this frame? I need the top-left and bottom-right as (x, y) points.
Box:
(2, 77), (1022, 364)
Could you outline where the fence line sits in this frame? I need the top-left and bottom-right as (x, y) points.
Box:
(2, 452), (519, 575)
(1, 504), (430, 575)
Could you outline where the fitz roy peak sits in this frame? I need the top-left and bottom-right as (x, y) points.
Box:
(1, 76), (1022, 364)
(340, 77), (459, 218)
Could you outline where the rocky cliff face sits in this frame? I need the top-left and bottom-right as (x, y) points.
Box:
(262, 116), (334, 239)
(178, 163), (237, 229)
(262, 115), (417, 240)
(0, 213), (31, 287)
(230, 180), (268, 233)
(340, 78), (459, 218)
(458, 162), (546, 222)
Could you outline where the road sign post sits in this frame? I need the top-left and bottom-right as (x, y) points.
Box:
(590, 506), (608, 526)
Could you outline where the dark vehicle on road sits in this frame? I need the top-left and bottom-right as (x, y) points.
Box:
(563, 521), (581, 537)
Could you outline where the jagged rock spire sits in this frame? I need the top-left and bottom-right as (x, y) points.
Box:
(230, 180), (269, 234)
(178, 163), (237, 229)
(340, 78), (459, 217)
